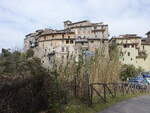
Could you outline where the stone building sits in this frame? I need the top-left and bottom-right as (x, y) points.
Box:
(24, 20), (150, 71)
(110, 33), (150, 71)
(146, 31), (150, 39)
(24, 29), (43, 51)
(24, 20), (109, 68)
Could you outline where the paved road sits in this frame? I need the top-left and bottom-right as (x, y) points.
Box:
(99, 95), (150, 113)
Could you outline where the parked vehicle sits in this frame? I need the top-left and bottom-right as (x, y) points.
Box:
(142, 72), (150, 84)
(128, 76), (148, 86)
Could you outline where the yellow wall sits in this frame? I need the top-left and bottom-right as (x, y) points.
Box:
(113, 38), (150, 71)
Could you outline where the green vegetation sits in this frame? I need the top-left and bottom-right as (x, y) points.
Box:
(0, 48), (51, 113)
(64, 93), (149, 113)
(26, 48), (34, 58)
(0, 46), (147, 113)
(0, 48), (48, 77)
(120, 64), (144, 81)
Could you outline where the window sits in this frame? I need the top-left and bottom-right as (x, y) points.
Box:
(66, 47), (69, 52)
(124, 44), (130, 48)
(48, 56), (50, 61)
(62, 34), (64, 38)
(44, 36), (46, 40)
(52, 35), (54, 38)
(128, 52), (130, 56)
(70, 39), (74, 44)
(124, 44), (127, 48)
(68, 36), (70, 39)
(43, 43), (44, 48)
(131, 45), (134, 48)
(78, 36), (81, 39)
(62, 55), (64, 59)
(120, 52), (123, 56)
(94, 26), (97, 29)
(62, 47), (64, 52)
(82, 42), (84, 45)
(66, 40), (69, 44)
(143, 45), (145, 50)
(131, 58), (133, 61)
(112, 40), (116, 43)
(29, 41), (32, 44)
(90, 40), (94, 43)
(67, 54), (69, 59)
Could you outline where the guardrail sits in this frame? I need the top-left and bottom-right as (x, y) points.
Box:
(88, 83), (150, 105)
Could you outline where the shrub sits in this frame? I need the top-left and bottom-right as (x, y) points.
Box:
(0, 48), (69, 113)
(120, 64), (144, 81)
(0, 44), (122, 113)
(26, 48), (34, 58)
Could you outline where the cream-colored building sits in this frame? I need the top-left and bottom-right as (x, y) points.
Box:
(24, 20), (150, 71)
(24, 20), (109, 68)
(110, 33), (150, 71)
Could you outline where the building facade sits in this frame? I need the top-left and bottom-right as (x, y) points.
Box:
(110, 33), (150, 71)
(24, 20), (109, 68)
(24, 20), (150, 71)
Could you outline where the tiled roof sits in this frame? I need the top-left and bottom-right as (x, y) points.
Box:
(67, 20), (89, 25)
(110, 35), (141, 41)
(146, 31), (150, 35)
(40, 29), (75, 36)
(142, 38), (150, 45)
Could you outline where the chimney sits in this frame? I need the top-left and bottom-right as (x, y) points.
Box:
(64, 20), (72, 29)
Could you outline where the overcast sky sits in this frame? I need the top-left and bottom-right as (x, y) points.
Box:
(0, 0), (150, 51)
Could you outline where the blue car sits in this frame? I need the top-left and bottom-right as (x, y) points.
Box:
(128, 76), (148, 86)
(142, 72), (150, 84)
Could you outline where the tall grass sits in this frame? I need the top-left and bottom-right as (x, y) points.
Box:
(48, 43), (121, 99)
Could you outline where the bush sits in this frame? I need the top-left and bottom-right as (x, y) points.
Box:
(120, 64), (144, 81)
(47, 44), (121, 106)
(0, 49), (37, 76)
(26, 48), (34, 58)
(0, 45), (122, 113)
(0, 74), (52, 113)
(0, 49), (69, 113)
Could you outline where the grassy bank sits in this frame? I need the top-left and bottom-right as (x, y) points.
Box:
(63, 93), (149, 113)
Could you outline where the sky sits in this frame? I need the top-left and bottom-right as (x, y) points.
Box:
(0, 0), (150, 51)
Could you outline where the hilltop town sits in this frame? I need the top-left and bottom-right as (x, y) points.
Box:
(24, 20), (150, 71)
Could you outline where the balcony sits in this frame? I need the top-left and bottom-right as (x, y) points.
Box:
(47, 51), (55, 57)
(75, 38), (88, 43)
(136, 50), (147, 59)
